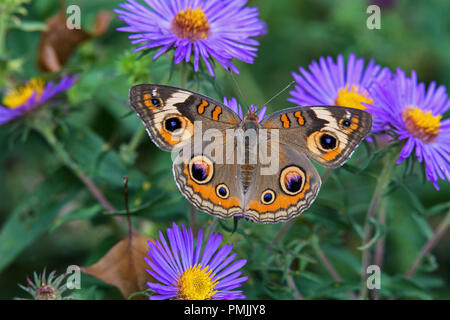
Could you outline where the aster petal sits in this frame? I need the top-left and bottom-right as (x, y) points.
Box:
(193, 227), (203, 265)
(172, 223), (189, 271)
(146, 242), (179, 281)
(200, 232), (222, 266)
(149, 293), (178, 300)
(215, 259), (247, 280)
(400, 138), (415, 160)
(166, 227), (184, 273)
(145, 265), (174, 286)
(0, 106), (22, 125)
(147, 282), (177, 295)
(213, 270), (242, 286)
(208, 244), (233, 271)
(257, 105), (267, 121)
(156, 231), (181, 275)
(215, 275), (248, 290)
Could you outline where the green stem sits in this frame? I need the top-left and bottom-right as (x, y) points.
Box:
(189, 204), (198, 235)
(271, 168), (333, 245)
(360, 149), (397, 299)
(311, 236), (358, 300)
(0, 6), (6, 58)
(127, 125), (146, 154)
(180, 62), (188, 88)
(0, 6), (7, 88)
(405, 210), (450, 279)
(372, 201), (387, 300)
(205, 217), (218, 239)
(374, 201), (387, 268)
(38, 126), (117, 213)
(286, 274), (303, 300)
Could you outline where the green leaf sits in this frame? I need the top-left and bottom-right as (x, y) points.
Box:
(12, 20), (47, 31)
(67, 71), (104, 105)
(357, 217), (385, 250)
(381, 275), (433, 300)
(102, 193), (166, 216)
(58, 121), (146, 189)
(0, 169), (80, 272)
(50, 204), (102, 232)
(311, 280), (360, 299)
(411, 213), (434, 239)
(297, 271), (322, 284)
(425, 201), (450, 217)
(232, 216), (239, 234)
(305, 202), (349, 230)
(396, 181), (425, 214)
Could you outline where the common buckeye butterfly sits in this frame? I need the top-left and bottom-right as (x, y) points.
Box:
(129, 84), (372, 223)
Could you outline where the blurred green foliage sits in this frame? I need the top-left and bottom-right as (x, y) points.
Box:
(0, 0), (449, 300)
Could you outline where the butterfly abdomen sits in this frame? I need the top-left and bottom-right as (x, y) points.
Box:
(238, 119), (261, 193)
(240, 163), (256, 193)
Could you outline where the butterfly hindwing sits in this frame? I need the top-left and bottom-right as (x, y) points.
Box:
(172, 138), (245, 219)
(242, 142), (322, 223)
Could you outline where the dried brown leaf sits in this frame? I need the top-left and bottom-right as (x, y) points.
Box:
(81, 234), (154, 300)
(92, 11), (113, 37)
(36, 11), (112, 72)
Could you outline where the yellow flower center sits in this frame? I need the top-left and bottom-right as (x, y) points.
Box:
(171, 7), (210, 41)
(402, 106), (441, 143)
(2, 78), (45, 109)
(177, 264), (217, 300)
(334, 84), (373, 110)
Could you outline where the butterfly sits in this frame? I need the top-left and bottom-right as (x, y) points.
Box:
(129, 84), (372, 224)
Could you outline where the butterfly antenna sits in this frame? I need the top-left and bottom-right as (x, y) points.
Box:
(263, 80), (295, 107)
(227, 68), (249, 109)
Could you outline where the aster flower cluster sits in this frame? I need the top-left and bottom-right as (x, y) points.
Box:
(368, 68), (449, 189)
(288, 53), (391, 111)
(289, 53), (449, 190)
(114, 0), (266, 76)
(145, 222), (248, 300)
(0, 76), (77, 125)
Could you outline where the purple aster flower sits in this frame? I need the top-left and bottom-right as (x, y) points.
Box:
(223, 96), (266, 122)
(0, 76), (77, 125)
(368, 68), (450, 190)
(114, 0), (266, 76)
(145, 222), (248, 300)
(288, 53), (391, 112)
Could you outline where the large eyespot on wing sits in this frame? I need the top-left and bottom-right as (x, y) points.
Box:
(242, 143), (322, 224)
(260, 189), (276, 205)
(279, 165), (306, 196)
(303, 106), (372, 168)
(306, 130), (342, 163)
(172, 150), (244, 221)
(216, 184), (230, 199)
(129, 84), (196, 151)
(261, 106), (372, 168)
(188, 155), (214, 185)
